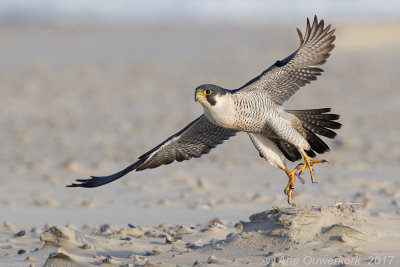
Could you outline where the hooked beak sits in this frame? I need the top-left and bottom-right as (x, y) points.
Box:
(195, 91), (205, 102)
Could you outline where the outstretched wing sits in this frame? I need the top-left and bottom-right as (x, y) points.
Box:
(67, 115), (236, 188)
(236, 16), (335, 105)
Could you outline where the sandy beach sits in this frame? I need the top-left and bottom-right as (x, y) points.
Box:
(1, 17), (400, 266)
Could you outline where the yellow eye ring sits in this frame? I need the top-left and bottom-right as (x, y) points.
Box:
(204, 89), (211, 95)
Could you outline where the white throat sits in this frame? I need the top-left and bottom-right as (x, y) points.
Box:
(201, 94), (236, 129)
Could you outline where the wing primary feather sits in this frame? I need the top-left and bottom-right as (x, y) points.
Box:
(296, 28), (304, 45)
(236, 16), (336, 104)
(67, 115), (236, 188)
(66, 160), (143, 188)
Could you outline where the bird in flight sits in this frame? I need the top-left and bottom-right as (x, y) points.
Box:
(68, 16), (341, 204)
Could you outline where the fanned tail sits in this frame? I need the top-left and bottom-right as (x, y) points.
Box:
(276, 108), (341, 162)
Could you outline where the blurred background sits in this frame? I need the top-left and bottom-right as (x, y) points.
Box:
(1, 0), (399, 227)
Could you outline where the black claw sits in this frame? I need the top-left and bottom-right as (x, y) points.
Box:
(323, 159), (329, 164)
(284, 189), (288, 195)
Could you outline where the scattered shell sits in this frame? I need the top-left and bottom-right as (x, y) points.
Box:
(175, 225), (193, 235)
(14, 230), (26, 237)
(144, 231), (157, 238)
(165, 236), (182, 244)
(234, 222), (243, 231)
(233, 258), (250, 264)
(136, 234), (146, 239)
(152, 246), (162, 255)
(57, 246), (67, 253)
(207, 255), (223, 264)
(208, 218), (220, 225)
(100, 224), (110, 233)
(146, 246), (162, 256)
(100, 255), (121, 264)
(226, 232), (235, 239)
(4, 221), (13, 230)
(18, 249), (27, 255)
(30, 227), (40, 234)
(144, 260), (158, 267)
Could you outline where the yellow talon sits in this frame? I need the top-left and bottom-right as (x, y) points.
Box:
(282, 163), (303, 204)
(300, 150), (328, 183)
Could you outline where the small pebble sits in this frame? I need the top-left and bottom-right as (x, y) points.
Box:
(57, 247), (67, 253)
(18, 249), (27, 255)
(100, 256), (112, 264)
(14, 230), (26, 237)
(233, 258), (250, 264)
(4, 221), (13, 230)
(152, 246), (162, 255)
(79, 244), (91, 249)
(100, 224), (110, 232)
(226, 232), (235, 238)
(25, 256), (33, 261)
(234, 222), (243, 230)
(207, 255), (217, 264)
(176, 225), (193, 235)
(165, 236), (182, 244)
(144, 261), (158, 267)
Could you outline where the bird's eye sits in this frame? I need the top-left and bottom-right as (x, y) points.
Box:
(204, 90), (211, 95)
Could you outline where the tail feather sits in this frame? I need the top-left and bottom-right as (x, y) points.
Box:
(300, 117), (341, 130)
(272, 139), (302, 162)
(302, 121), (337, 138)
(287, 108), (331, 115)
(285, 108), (341, 157)
(272, 139), (316, 162)
(304, 129), (330, 153)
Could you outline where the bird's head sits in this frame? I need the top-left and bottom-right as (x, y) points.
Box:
(195, 84), (227, 107)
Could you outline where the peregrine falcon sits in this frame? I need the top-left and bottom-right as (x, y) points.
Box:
(68, 16), (341, 204)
